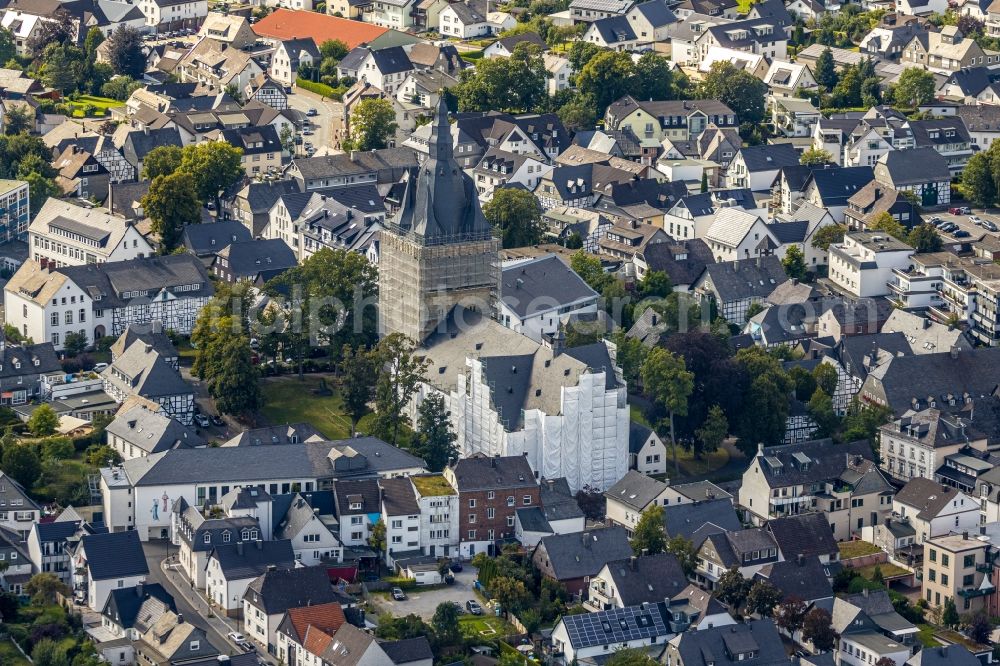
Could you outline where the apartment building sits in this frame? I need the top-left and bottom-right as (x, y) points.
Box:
(923, 531), (991, 612)
(880, 409), (981, 485)
(28, 200), (153, 268)
(0, 179), (29, 243)
(828, 232), (914, 298)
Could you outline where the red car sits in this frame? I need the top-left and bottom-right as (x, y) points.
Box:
(949, 207), (971, 215)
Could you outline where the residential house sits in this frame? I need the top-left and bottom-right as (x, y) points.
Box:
(531, 526), (634, 597)
(220, 125), (283, 178)
(101, 340), (194, 426)
(727, 143), (800, 191)
(693, 255), (788, 324)
(0, 341), (60, 409)
(0, 471), (39, 539)
(922, 532), (991, 611)
(106, 404), (202, 460)
(172, 499), (261, 589)
(695, 528), (780, 589)
(26, 515), (98, 583)
(139, 0), (209, 33)
(901, 26), (987, 74)
(880, 409), (984, 485)
(587, 553), (689, 610)
(0, 525), (30, 594)
(70, 530), (149, 611)
(860, 13), (929, 60)
(831, 591), (917, 665)
(0, 179), (29, 244)
(628, 421), (667, 476)
(604, 97), (738, 146)
(499, 254), (599, 342)
(97, 582), (176, 663)
(664, 619), (789, 666)
(604, 470), (671, 535)
(410, 474), (459, 558)
(28, 200), (153, 269)
(274, 493), (342, 565)
(828, 232), (915, 299)
(892, 477), (978, 543)
(703, 208), (777, 262)
(243, 565), (341, 653)
(274, 602), (347, 666)
(514, 477), (585, 547)
(212, 238), (297, 285)
(331, 478), (381, 550)
(205, 540), (296, 617)
(844, 182), (920, 232)
(551, 603), (672, 664)
(801, 167), (875, 223)
(570, 0), (635, 22)
(438, 0), (490, 38)
(270, 39), (320, 88)
(763, 60), (818, 98)
(694, 18), (789, 66)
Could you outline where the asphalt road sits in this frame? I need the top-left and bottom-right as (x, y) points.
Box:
(287, 86), (342, 152)
(924, 208), (1000, 244)
(375, 566), (479, 620)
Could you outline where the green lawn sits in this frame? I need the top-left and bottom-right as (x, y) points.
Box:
(459, 615), (515, 639)
(260, 375), (354, 439)
(917, 625), (943, 648)
(838, 540), (881, 559)
(853, 562), (910, 580)
(0, 640), (30, 666)
(633, 404), (731, 478)
(65, 95), (121, 118)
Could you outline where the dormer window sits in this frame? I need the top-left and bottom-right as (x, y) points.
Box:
(350, 502), (362, 510)
(203, 533), (211, 543)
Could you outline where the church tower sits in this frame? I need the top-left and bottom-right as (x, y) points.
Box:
(379, 98), (500, 342)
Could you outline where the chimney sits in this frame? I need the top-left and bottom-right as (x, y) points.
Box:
(136, 581), (144, 598)
(796, 554), (804, 566)
(236, 541), (244, 556)
(963, 531), (969, 540)
(630, 555), (638, 571)
(981, 525), (987, 535)
(177, 614), (184, 624)
(491, 456), (498, 468)
(951, 345), (960, 359)
(256, 539), (263, 550)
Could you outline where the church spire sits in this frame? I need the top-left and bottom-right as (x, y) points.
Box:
(427, 95), (453, 163)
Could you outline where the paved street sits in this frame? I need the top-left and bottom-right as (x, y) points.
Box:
(142, 540), (272, 664)
(287, 86), (342, 151)
(374, 567), (479, 620)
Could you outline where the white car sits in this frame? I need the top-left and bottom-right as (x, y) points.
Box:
(227, 632), (245, 643)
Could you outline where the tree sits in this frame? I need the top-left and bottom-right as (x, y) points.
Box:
(942, 597), (960, 628)
(41, 44), (77, 93)
(32, 639), (68, 666)
(635, 52), (679, 101)
(575, 485), (606, 521)
(61, 330), (88, 356)
(482, 188), (543, 248)
(631, 504), (666, 556)
(102, 75), (142, 101)
(800, 147), (833, 166)
(811, 224), (845, 251)
(733, 347), (792, 451)
(412, 394), (457, 473)
(641, 348), (694, 477)
(695, 404), (728, 459)
(782, 245), (808, 280)
(343, 98), (398, 151)
(894, 68), (936, 107)
(803, 608), (835, 651)
(3, 442), (41, 489)
(3, 105), (32, 135)
(85, 444), (122, 467)
(813, 363), (838, 397)
(339, 344), (375, 434)
(908, 223), (942, 253)
(840, 399), (892, 443)
(142, 172), (200, 252)
(491, 575), (531, 612)
(605, 649), (659, 666)
(372, 333), (429, 445)
(666, 535), (697, 576)
(814, 47), (838, 91)
(965, 612), (991, 644)
(432, 601), (462, 647)
(716, 568), (751, 610)
(557, 91), (597, 132)
(206, 329), (262, 419)
(319, 38), (349, 62)
(142, 145), (183, 180)
(368, 519), (386, 554)
(869, 211), (907, 242)
(456, 42), (546, 112)
(17, 154), (60, 217)
(746, 580), (782, 617)
(776, 596), (808, 634)
(28, 9), (75, 54)
(577, 50), (639, 115)
(179, 141), (244, 210)
(25, 573), (70, 605)
(963, 151), (996, 208)
(808, 388), (838, 437)
(84, 26), (104, 60)
(28, 404), (59, 436)
(0, 28), (15, 67)
(699, 61), (768, 125)
(106, 26), (145, 79)
(570, 250), (613, 293)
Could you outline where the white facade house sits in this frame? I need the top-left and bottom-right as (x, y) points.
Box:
(139, 0), (209, 32)
(892, 478), (979, 543)
(499, 255), (600, 342)
(543, 54), (574, 95)
(828, 232), (915, 298)
(4, 255), (212, 350)
(438, 2), (490, 38)
(703, 208), (778, 262)
(416, 314), (630, 494)
(70, 531), (149, 611)
(411, 475), (460, 559)
(28, 200), (153, 268)
(204, 540), (295, 617)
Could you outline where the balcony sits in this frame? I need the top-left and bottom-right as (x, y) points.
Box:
(957, 585), (993, 599)
(977, 562), (993, 574)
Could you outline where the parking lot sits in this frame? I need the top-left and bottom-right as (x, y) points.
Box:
(375, 566), (480, 620)
(924, 207), (1000, 243)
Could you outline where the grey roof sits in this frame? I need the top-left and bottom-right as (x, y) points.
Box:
(501, 254), (597, 318)
(908, 645), (981, 666)
(662, 498), (741, 545)
(768, 220), (810, 244)
(517, 507), (552, 533)
(391, 99), (492, 245)
(210, 539), (295, 580)
(893, 477), (966, 520)
(216, 239), (297, 279)
(105, 406), (203, 455)
(536, 527), (633, 580)
(450, 454), (537, 491)
(379, 638), (434, 665)
(492, 32), (548, 52)
(755, 556), (833, 603)
(223, 423), (324, 447)
(103, 583), (176, 631)
(119, 128), (183, 170)
(239, 180), (301, 214)
(805, 166), (875, 206)
(767, 513), (839, 560)
(332, 478), (381, 516)
(558, 602), (670, 649)
(865, 347), (1000, 415)
(102, 341), (191, 399)
(699, 255), (788, 303)
(120, 437), (425, 487)
(638, 239), (714, 287)
(605, 470), (667, 510)
(633, 0), (677, 27)
(540, 477), (584, 522)
(604, 553), (688, 606)
(875, 147), (951, 186)
(369, 46), (413, 75)
(380, 476), (420, 516)
(56, 254), (213, 311)
(182, 221), (252, 256)
(591, 15), (638, 44)
(81, 530), (149, 581)
(110, 323), (178, 361)
(274, 493), (329, 541)
(753, 439), (874, 488)
(672, 619), (788, 666)
(0, 342), (60, 381)
(628, 420), (655, 454)
(564, 341), (620, 391)
(736, 143), (800, 172)
(244, 565), (339, 614)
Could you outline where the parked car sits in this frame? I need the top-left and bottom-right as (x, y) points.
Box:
(984, 220), (998, 232)
(444, 573), (456, 585)
(211, 415), (225, 427)
(239, 641), (255, 653)
(93, 362), (108, 371)
(392, 587), (407, 601)
(940, 223), (958, 233)
(954, 230), (971, 238)
(949, 206), (971, 215)
(227, 632), (246, 643)
(194, 414), (211, 428)
(970, 215), (983, 225)
(449, 562), (463, 573)
(307, 108), (318, 116)
(466, 600), (483, 615)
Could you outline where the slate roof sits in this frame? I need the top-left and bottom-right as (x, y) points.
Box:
(662, 498), (741, 544)
(492, 32), (548, 53)
(591, 15), (638, 44)
(216, 239), (297, 280)
(632, 0), (677, 26)
(754, 439), (874, 488)
(103, 342), (190, 399)
(604, 553), (688, 605)
(539, 477), (584, 522)
(450, 454), (536, 491)
(628, 421), (655, 454)
(182, 221), (253, 257)
(379, 637), (434, 665)
(81, 530), (149, 581)
(380, 476), (420, 516)
(672, 619), (788, 666)
(699, 255), (788, 303)
(106, 406), (203, 455)
(756, 556), (834, 603)
(894, 477), (966, 520)
(536, 527), (633, 580)
(104, 583), (177, 631)
(767, 513), (839, 560)
(245, 566), (340, 614)
(332, 478), (381, 516)
(908, 645), (981, 666)
(501, 254), (597, 318)
(736, 142), (800, 172)
(640, 239), (714, 286)
(605, 470), (667, 510)
(223, 423), (324, 447)
(210, 539), (295, 580)
(805, 166), (875, 207)
(865, 347), (1000, 415)
(118, 128), (183, 170)
(369, 46), (413, 75)
(875, 147), (951, 186)
(53, 254), (213, 311)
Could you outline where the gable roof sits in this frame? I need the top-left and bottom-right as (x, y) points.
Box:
(501, 254), (597, 318)
(736, 142), (800, 172)
(280, 601), (347, 643)
(767, 513), (839, 560)
(536, 527), (633, 580)
(245, 566), (341, 614)
(104, 583), (176, 631)
(605, 470), (667, 510)
(671, 619), (788, 666)
(81, 530), (149, 581)
(894, 477), (970, 520)
(875, 147), (951, 185)
(756, 556), (834, 603)
(106, 405), (203, 455)
(252, 9), (390, 49)
(699, 255), (788, 302)
(603, 553), (688, 605)
(379, 637), (434, 665)
(662, 498), (741, 544)
(752, 439), (874, 489)
(210, 540), (295, 580)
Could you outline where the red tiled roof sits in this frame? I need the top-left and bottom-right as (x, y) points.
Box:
(288, 602), (347, 643)
(302, 624), (336, 657)
(253, 9), (390, 49)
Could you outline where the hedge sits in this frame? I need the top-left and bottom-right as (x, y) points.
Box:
(295, 78), (347, 100)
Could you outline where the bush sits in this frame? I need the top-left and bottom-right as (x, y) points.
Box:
(295, 77), (346, 100)
(40, 437), (74, 461)
(383, 576), (419, 591)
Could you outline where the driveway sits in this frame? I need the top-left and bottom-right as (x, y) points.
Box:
(177, 364), (243, 442)
(374, 566), (479, 620)
(287, 87), (342, 151)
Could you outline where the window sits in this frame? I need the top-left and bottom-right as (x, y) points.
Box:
(487, 491), (495, 500)
(523, 495), (532, 505)
(941, 574), (949, 586)
(942, 554), (950, 566)
(64, 311), (72, 325)
(507, 515), (515, 527)
(203, 533), (211, 543)
(468, 530), (476, 539)
(469, 498), (476, 508)
(487, 508), (495, 519)
(50, 312), (58, 326)
(964, 554), (975, 568)
(51, 333), (59, 346)
(929, 549), (937, 562)
(469, 514), (476, 523)
(507, 496), (515, 507)
(79, 309), (85, 322)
